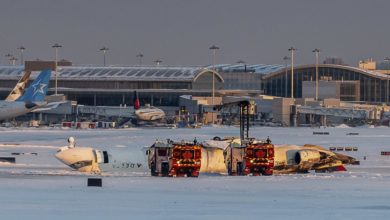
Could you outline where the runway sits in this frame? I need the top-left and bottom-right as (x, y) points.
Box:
(1, 126), (390, 219)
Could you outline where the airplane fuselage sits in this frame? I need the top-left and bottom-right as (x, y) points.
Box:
(55, 141), (356, 174)
(135, 107), (165, 121)
(56, 145), (225, 173)
(0, 101), (38, 120)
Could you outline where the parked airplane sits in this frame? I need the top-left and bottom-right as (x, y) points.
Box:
(0, 70), (51, 120)
(133, 91), (165, 122)
(55, 136), (357, 174)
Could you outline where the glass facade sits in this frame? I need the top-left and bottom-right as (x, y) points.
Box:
(340, 82), (358, 101)
(57, 80), (192, 90)
(65, 91), (201, 106)
(263, 65), (390, 103)
(220, 72), (262, 90)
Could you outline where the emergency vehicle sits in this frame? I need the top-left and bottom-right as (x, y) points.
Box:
(148, 139), (202, 177)
(224, 138), (274, 176)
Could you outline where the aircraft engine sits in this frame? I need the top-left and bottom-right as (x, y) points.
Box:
(25, 103), (37, 109)
(294, 150), (321, 165)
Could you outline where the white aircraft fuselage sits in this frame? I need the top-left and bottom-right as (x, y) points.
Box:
(0, 101), (43, 120)
(135, 107), (165, 121)
(55, 144), (224, 174)
(55, 138), (357, 174)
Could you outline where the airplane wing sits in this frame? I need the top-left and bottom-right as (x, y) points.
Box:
(31, 101), (68, 112)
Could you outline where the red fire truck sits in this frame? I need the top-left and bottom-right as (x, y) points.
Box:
(225, 139), (274, 176)
(148, 140), (202, 177)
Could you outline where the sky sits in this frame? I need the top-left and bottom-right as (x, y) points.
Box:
(0, 0), (389, 67)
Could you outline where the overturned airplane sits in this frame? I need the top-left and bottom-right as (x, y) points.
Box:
(55, 136), (358, 176)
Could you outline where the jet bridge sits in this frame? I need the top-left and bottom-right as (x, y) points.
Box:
(77, 105), (133, 117)
(296, 105), (374, 119)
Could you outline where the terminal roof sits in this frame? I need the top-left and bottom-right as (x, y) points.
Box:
(0, 66), (221, 82)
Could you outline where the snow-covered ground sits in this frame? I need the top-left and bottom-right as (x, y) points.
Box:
(1, 126), (390, 219)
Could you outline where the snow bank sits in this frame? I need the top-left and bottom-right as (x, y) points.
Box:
(335, 123), (350, 128)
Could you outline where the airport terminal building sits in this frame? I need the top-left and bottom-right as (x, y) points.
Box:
(0, 62), (389, 107)
(0, 65), (224, 107)
(262, 64), (390, 103)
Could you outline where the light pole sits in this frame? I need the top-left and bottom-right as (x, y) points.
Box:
(237, 60), (246, 72)
(5, 54), (13, 65)
(312, 48), (320, 101)
(100, 47), (109, 66)
(52, 43), (62, 95)
(136, 53), (144, 65)
(17, 46), (25, 65)
(385, 57), (390, 104)
(154, 59), (162, 66)
(10, 56), (17, 66)
(283, 56), (290, 97)
(288, 47), (297, 99)
(209, 45), (219, 124)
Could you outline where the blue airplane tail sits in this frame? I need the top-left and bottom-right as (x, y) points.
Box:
(17, 70), (51, 102)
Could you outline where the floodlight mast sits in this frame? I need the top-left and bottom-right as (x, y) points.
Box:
(17, 46), (25, 65)
(209, 44), (220, 124)
(283, 56), (290, 97)
(136, 53), (144, 65)
(100, 47), (109, 66)
(312, 48), (320, 101)
(52, 43), (62, 95)
(288, 47), (297, 99)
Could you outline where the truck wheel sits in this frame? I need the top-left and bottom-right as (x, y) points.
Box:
(227, 163), (232, 176)
(262, 169), (273, 176)
(237, 162), (243, 176)
(161, 162), (169, 177)
(151, 163), (157, 176)
(191, 170), (199, 177)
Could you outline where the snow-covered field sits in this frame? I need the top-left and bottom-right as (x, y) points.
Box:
(1, 126), (390, 219)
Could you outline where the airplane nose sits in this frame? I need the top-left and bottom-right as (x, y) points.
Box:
(54, 147), (97, 169)
(55, 151), (70, 165)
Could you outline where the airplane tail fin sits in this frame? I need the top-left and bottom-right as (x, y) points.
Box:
(5, 71), (32, 101)
(17, 70), (51, 102)
(133, 91), (140, 110)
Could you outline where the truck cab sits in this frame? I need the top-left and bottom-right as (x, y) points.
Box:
(147, 140), (202, 177)
(225, 138), (274, 176)
(148, 141), (172, 176)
